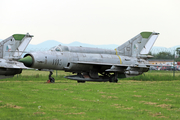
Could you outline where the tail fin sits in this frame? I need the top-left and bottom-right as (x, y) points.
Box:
(116, 32), (159, 57)
(0, 33), (33, 60)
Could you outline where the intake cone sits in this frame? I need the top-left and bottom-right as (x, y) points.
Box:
(18, 56), (33, 67)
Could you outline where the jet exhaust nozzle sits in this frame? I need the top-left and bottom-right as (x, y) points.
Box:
(18, 55), (33, 67)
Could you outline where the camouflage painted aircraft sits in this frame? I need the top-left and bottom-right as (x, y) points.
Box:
(0, 33), (33, 79)
(19, 32), (159, 83)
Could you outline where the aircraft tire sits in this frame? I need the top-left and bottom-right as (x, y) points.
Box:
(115, 79), (118, 83)
(109, 78), (118, 83)
(50, 77), (55, 83)
(109, 76), (113, 82)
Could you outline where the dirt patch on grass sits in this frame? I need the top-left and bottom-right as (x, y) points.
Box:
(116, 83), (121, 84)
(51, 104), (62, 108)
(140, 101), (172, 110)
(101, 95), (118, 99)
(149, 112), (167, 118)
(65, 112), (85, 115)
(34, 112), (45, 115)
(156, 104), (171, 109)
(133, 95), (142, 97)
(0, 103), (23, 109)
(175, 95), (180, 97)
(111, 104), (133, 110)
(140, 101), (157, 105)
(13, 105), (23, 109)
(123, 107), (133, 110)
(145, 102), (157, 105)
(79, 98), (97, 102)
(73, 97), (98, 102)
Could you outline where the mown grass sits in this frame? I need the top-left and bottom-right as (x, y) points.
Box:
(2, 70), (72, 81)
(0, 70), (180, 120)
(124, 70), (180, 81)
(3, 69), (180, 81)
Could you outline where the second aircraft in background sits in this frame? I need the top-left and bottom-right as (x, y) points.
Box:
(0, 33), (33, 79)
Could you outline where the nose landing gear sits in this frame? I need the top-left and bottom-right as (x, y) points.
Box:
(47, 70), (55, 83)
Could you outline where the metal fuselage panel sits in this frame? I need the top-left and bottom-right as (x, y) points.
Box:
(0, 59), (23, 77)
(28, 51), (143, 73)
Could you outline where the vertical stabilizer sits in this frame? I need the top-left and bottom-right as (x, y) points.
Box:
(116, 32), (159, 57)
(0, 33), (33, 60)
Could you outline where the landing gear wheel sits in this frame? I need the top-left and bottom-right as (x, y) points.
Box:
(114, 78), (118, 83)
(109, 72), (118, 83)
(109, 77), (113, 82)
(50, 77), (55, 83)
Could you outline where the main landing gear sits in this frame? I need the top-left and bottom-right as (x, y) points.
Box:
(47, 71), (55, 83)
(109, 72), (118, 83)
(65, 72), (118, 83)
(99, 72), (118, 83)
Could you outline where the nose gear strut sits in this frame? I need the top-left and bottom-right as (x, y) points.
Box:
(47, 70), (55, 83)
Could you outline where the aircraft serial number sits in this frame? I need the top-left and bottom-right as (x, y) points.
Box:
(52, 59), (62, 65)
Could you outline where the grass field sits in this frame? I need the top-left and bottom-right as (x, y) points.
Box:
(0, 70), (180, 120)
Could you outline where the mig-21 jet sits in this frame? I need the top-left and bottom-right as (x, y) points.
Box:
(0, 33), (33, 79)
(19, 32), (159, 83)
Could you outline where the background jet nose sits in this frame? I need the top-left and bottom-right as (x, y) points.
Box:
(18, 56), (33, 67)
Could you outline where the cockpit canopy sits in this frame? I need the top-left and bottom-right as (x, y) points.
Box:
(49, 45), (69, 52)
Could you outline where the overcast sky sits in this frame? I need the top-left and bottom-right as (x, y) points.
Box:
(0, 0), (180, 48)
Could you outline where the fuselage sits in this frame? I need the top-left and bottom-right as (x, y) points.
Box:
(0, 58), (23, 79)
(24, 46), (148, 73)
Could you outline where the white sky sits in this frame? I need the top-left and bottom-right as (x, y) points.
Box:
(0, 0), (180, 48)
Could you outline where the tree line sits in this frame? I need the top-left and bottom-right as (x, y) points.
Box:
(148, 51), (180, 61)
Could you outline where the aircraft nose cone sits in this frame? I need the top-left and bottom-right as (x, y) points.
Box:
(18, 55), (33, 67)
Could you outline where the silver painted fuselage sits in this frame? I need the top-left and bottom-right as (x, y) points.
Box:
(26, 50), (147, 72)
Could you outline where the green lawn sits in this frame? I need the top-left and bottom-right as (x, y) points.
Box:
(0, 70), (180, 120)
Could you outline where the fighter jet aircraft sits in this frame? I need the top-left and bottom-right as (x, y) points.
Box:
(0, 33), (33, 79)
(19, 32), (159, 83)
